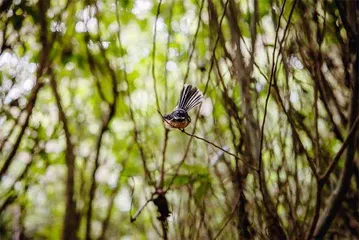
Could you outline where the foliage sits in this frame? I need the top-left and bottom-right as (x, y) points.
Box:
(0, 0), (358, 239)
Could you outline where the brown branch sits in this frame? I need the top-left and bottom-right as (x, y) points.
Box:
(313, 35), (359, 237)
(207, 0), (232, 62)
(84, 38), (109, 104)
(85, 5), (120, 239)
(0, 133), (39, 208)
(181, 129), (256, 171)
(204, 0), (230, 94)
(98, 184), (120, 240)
(159, 129), (169, 189)
(306, 180), (324, 240)
(164, 0), (175, 112)
(0, 105), (25, 152)
(273, 85), (319, 179)
(157, 110), (256, 171)
(183, 0), (205, 84)
(85, 80), (117, 240)
(165, 0), (230, 192)
(213, 195), (241, 239)
(256, 1), (298, 239)
(0, 0), (55, 178)
(115, 1), (152, 182)
(258, 0), (291, 172)
(151, 0), (163, 111)
(49, 73), (79, 240)
(320, 115), (359, 182)
(161, 221), (168, 240)
(0, 82), (43, 178)
(164, 110), (202, 190)
(130, 196), (154, 222)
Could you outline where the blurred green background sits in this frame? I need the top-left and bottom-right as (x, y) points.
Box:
(0, 0), (358, 239)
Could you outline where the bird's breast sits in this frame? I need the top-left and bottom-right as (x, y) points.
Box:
(164, 119), (190, 129)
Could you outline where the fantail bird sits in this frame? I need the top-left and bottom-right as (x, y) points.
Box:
(163, 84), (203, 129)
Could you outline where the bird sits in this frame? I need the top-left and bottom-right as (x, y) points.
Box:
(163, 84), (203, 129)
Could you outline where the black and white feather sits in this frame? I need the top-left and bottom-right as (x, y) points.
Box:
(163, 84), (203, 129)
(175, 84), (203, 112)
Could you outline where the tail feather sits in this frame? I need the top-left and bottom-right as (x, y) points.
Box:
(176, 84), (203, 112)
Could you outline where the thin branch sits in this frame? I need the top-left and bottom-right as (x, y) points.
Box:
(273, 84), (319, 179)
(0, 106), (25, 152)
(255, 2), (297, 238)
(130, 196), (154, 222)
(313, 16), (359, 236)
(258, 0), (287, 173)
(161, 221), (168, 240)
(213, 195), (241, 239)
(49, 72), (79, 240)
(164, 109), (202, 191)
(183, 0), (205, 84)
(0, 132), (39, 202)
(180, 129), (256, 170)
(157, 110), (256, 171)
(152, 0), (163, 111)
(164, 0), (175, 112)
(204, 0), (230, 95)
(0, 82), (43, 178)
(165, 0), (230, 191)
(314, 79), (320, 168)
(159, 129), (169, 189)
(84, 38), (109, 104)
(320, 115), (359, 183)
(85, 4), (120, 239)
(115, 0), (152, 182)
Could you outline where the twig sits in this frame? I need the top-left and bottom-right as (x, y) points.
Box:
(0, 0), (54, 177)
(159, 129), (169, 188)
(115, 1), (152, 182)
(164, 0), (230, 192)
(183, 0), (205, 84)
(273, 85), (319, 179)
(204, 0), (230, 95)
(163, 109), (202, 191)
(313, 8), (359, 236)
(152, 0), (163, 111)
(256, 2), (288, 222)
(130, 196), (154, 222)
(258, 0), (287, 174)
(98, 146), (131, 240)
(255, 1), (298, 238)
(314, 72), (320, 168)
(164, 0), (176, 112)
(85, 5), (120, 239)
(0, 132), (39, 200)
(0, 107), (25, 152)
(181, 130), (256, 170)
(50, 72), (79, 240)
(0, 81), (44, 178)
(157, 110), (256, 170)
(320, 115), (359, 183)
(161, 221), (168, 240)
(306, 180), (323, 240)
(213, 195), (241, 239)
(84, 39), (109, 104)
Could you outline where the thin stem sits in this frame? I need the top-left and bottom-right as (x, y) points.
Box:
(152, 0), (163, 111)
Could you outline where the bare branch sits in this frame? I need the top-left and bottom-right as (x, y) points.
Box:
(152, 0), (163, 111)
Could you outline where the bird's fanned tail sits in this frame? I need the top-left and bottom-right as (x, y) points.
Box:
(176, 84), (203, 112)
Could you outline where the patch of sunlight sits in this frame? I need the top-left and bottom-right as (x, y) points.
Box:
(200, 97), (213, 117)
(165, 60), (177, 72)
(115, 188), (131, 212)
(132, 0), (152, 19)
